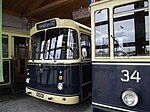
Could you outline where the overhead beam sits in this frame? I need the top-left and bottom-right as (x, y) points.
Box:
(25, 0), (46, 13)
(11, 0), (23, 9)
(3, 9), (22, 17)
(25, 0), (74, 17)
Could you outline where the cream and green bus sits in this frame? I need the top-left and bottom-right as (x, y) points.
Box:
(26, 18), (92, 104)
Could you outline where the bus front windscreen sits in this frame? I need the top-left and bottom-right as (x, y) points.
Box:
(31, 28), (79, 60)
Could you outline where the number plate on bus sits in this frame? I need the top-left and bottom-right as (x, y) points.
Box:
(36, 92), (44, 98)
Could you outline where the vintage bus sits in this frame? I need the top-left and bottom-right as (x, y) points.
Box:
(0, 30), (30, 93)
(91, 0), (150, 111)
(26, 18), (91, 104)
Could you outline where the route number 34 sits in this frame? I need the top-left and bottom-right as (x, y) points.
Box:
(121, 70), (141, 83)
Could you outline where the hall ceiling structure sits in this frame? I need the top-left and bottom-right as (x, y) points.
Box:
(3, 0), (91, 26)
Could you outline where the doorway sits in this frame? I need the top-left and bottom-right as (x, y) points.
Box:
(13, 37), (29, 91)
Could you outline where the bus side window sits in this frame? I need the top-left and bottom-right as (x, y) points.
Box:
(2, 35), (9, 58)
(113, 1), (149, 56)
(81, 34), (91, 59)
(95, 8), (110, 57)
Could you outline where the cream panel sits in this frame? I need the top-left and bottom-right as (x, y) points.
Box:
(26, 87), (79, 105)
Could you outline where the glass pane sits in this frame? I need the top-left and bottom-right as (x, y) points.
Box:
(114, 4), (134, 14)
(19, 47), (25, 59)
(31, 31), (45, 60)
(19, 40), (26, 59)
(95, 9), (109, 57)
(0, 61), (9, 84)
(45, 28), (79, 60)
(114, 1), (149, 57)
(81, 34), (91, 59)
(95, 9), (108, 23)
(114, 1), (148, 14)
(114, 19), (135, 56)
(2, 36), (8, 58)
(114, 1), (148, 18)
(31, 28), (79, 60)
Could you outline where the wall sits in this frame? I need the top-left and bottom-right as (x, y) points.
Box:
(2, 13), (33, 32)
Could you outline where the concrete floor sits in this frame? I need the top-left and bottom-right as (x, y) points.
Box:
(0, 94), (92, 112)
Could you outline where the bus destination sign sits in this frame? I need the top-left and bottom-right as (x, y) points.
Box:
(36, 20), (56, 30)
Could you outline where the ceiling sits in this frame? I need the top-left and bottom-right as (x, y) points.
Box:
(3, 0), (91, 26)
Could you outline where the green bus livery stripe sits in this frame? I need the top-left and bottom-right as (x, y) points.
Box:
(0, 0), (3, 82)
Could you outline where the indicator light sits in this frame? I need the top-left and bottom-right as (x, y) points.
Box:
(59, 76), (63, 81)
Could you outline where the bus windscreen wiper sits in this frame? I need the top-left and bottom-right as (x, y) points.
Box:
(111, 35), (129, 57)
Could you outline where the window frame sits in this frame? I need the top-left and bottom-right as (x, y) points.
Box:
(2, 35), (9, 59)
(113, 1), (149, 57)
(81, 33), (91, 60)
(94, 8), (110, 58)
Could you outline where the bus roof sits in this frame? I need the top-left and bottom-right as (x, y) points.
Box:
(90, 0), (112, 7)
(30, 18), (90, 36)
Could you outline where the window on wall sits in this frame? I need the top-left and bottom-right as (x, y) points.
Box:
(81, 34), (91, 59)
(95, 8), (110, 57)
(2, 35), (8, 58)
(113, 0), (149, 57)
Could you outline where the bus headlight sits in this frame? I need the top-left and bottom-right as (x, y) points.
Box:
(57, 82), (63, 90)
(122, 89), (138, 107)
(26, 78), (31, 84)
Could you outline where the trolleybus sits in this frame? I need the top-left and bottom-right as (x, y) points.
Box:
(0, 30), (30, 92)
(91, 0), (150, 111)
(26, 18), (91, 104)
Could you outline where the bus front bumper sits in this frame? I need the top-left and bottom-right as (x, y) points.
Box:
(26, 87), (79, 104)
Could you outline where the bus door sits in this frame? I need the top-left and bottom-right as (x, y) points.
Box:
(13, 37), (29, 85)
(80, 34), (92, 101)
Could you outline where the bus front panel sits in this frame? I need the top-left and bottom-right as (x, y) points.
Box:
(27, 63), (80, 95)
(92, 62), (150, 112)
